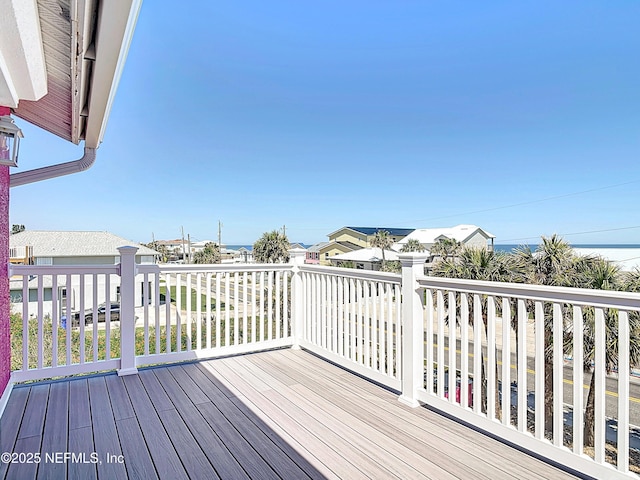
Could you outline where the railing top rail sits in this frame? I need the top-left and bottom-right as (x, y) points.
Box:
(417, 274), (640, 311)
(9, 264), (119, 276)
(300, 264), (402, 284)
(138, 263), (294, 275)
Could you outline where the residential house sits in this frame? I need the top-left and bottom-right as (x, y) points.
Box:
(329, 247), (399, 270)
(394, 224), (495, 252)
(9, 231), (158, 318)
(328, 226), (415, 248)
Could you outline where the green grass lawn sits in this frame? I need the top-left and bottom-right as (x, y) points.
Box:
(10, 313), (286, 371)
(159, 285), (229, 309)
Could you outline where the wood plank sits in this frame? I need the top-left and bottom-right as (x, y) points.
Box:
(156, 409), (220, 479)
(87, 376), (127, 480)
(0, 386), (29, 480)
(17, 384), (48, 439)
(68, 379), (91, 430)
(182, 362), (313, 480)
(136, 369), (175, 412)
(68, 426), (97, 480)
(230, 358), (436, 480)
(207, 359), (397, 479)
(105, 374), (135, 421)
(150, 368), (251, 480)
(196, 401), (282, 480)
(280, 349), (578, 479)
(115, 417), (158, 480)
(122, 374), (188, 480)
(198, 362), (364, 480)
(39, 382), (69, 480)
(6, 435), (40, 480)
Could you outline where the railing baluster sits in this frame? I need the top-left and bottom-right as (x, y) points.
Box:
(206, 273), (211, 349)
(186, 273), (192, 351)
(51, 275), (58, 368)
(267, 271), (273, 341)
(460, 293), (469, 408)
(535, 300), (545, 439)
(473, 294), (481, 414)
(594, 307), (606, 464)
(618, 310), (630, 473)
(176, 273), (182, 352)
(93, 274), (99, 362)
(448, 291), (456, 404)
(196, 272), (202, 350)
(154, 271), (161, 355)
(143, 272), (150, 356)
(371, 280), (378, 370)
(165, 274), (172, 354)
(37, 275), (44, 369)
(425, 288), (434, 394)
(233, 272), (238, 345)
(437, 290), (445, 397)
(337, 276), (344, 356)
(251, 271), (257, 343)
(487, 296), (496, 420)
(244, 271), (249, 343)
(517, 299), (527, 432)
(79, 274), (85, 365)
(379, 282), (386, 374)
(350, 277), (356, 362)
(502, 297), (511, 425)
(572, 305), (584, 454)
(553, 302), (563, 446)
(105, 278), (111, 360)
(225, 272), (230, 346)
(321, 274), (327, 348)
(216, 273), (221, 348)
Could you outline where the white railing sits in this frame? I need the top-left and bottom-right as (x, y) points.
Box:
(297, 264), (402, 390)
(7, 248), (640, 478)
(398, 253), (640, 479)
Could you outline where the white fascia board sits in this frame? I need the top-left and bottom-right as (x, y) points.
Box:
(84, 0), (142, 148)
(0, 0), (47, 107)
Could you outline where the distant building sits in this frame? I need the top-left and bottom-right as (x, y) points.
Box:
(9, 231), (158, 318)
(329, 247), (400, 271)
(328, 227), (415, 249)
(394, 224), (495, 252)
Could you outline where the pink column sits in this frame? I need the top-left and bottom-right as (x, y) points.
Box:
(0, 164), (9, 397)
(0, 105), (12, 397)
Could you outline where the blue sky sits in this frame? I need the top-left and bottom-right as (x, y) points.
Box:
(10, 1), (640, 245)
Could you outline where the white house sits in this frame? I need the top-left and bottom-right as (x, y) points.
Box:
(9, 231), (158, 318)
(393, 224), (495, 252)
(329, 247), (400, 271)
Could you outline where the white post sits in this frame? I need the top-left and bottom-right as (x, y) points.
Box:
(398, 252), (428, 407)
(118, 246), (138, 376)
(289, 248), (306, 349)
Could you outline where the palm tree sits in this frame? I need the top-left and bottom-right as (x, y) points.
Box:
(511, 234), (580, 435)
(580, 262), (640, 447)
(192, 242), (220, 264)
(253, 230), (290, 264)
(430, 237), (462, 263)
(400, 238), (425, 253)
(432, 246), (515, 417)
(371, 230), (393, 267)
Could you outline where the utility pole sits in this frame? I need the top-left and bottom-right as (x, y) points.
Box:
(282, 224), (286, 237)
(181, 226), (186, 263)
(187, 234), (192, 264)
(218, 220), (222, 250)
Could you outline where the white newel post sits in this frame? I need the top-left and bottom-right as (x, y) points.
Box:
(118, 246), (139, 376)
(289, 248), (306, 349)
(398, 252), (428, 407)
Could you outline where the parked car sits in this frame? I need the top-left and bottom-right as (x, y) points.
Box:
(70, 303), (121, 327)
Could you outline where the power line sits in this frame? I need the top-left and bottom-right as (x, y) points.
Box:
(500, 225), (640, 243)
(393, 179), (640, 226)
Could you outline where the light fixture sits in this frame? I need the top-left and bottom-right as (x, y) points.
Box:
(0, 114), (24, 167)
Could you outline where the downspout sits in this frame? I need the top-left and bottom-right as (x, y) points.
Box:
(9, 146), (97, 187)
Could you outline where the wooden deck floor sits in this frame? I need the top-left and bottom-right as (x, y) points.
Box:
(0, 349), (581, 479)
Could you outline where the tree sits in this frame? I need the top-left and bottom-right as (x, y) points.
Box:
(430, 237), (462, 262)
(580, 259), (640, 447)
(371, 230), (393, 266)
(143, 241), (170, 263)
(192, 242), (221, 264)
(511, 234), (581, 435)
(253, 230), (290, 263)
(11, 224), (25, 234)
(400, 238), (425, 253)
(432, 246), (515, 417)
